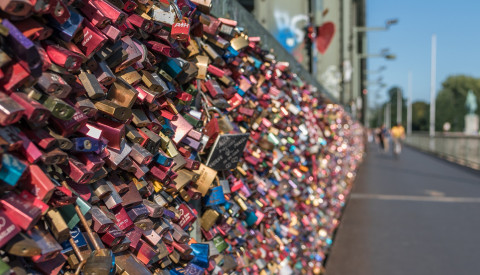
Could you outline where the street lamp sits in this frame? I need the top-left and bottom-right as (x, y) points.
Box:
(351, 18), (398, 124)
(357, 51), (395, 126)
(366, 66), (386, 75)
(354, 18), (399, 32)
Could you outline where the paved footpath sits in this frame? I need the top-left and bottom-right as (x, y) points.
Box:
(325, 144), (480, 275)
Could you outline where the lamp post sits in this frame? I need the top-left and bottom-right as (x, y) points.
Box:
(356, 51), (395, 125)
(352, 19), (398, 124)
(429, 34), (437, 150)
(407, 71), (412, 136)
(363, 81), (386, 128)
(396, 87), (402, 125)
(385, 102), (391, 129)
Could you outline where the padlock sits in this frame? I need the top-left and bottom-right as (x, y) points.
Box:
(4, 232), (41, 257)
(190, 0), (211, 13)
(0, 94), (24, 126)
(80, 0), (112, 28)
(47, 7), (84, 42)
(78, 69), (106, 99)
(41, 147), (69, 165)
(94, 100), (132, 121)
(117, 66), (142, 86)
(20, 164), (55, 202)
(1, 192), (42, 231)
(43, 42), (83, 72)
(27, 90), (75, 120)
(90, 0), (127, 26)
(15, 18), (53, 41)
(171, 17), (190, 41)
(103, 182), (123, 209)
(0, 0), (32, 16)
(90, 206), (114, 234)
(107, 79), (138, 109)
(141, 70), (168, 93)
(10, 92), (50, 124)
(204, 78), (224, 99)
(2, 19), (42, 78)
(28, 226), (62, 263)
(91, 179), (112, 199)
(127, 13), (153, 32)
(111, 237), (131, 253)
(101, 224), (125, 247)
(0, 209), (21, 248)
(77, 153), (105, 172)
(115, 252), (152, 275)
(120, 181), (143, 207)
(61, 157), (94, 184)
(45, 209), (70, 244)
(126, 204), (149, 222)
(0, 62), (33, 92)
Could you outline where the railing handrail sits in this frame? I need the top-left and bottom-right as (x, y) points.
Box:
(406, 134), (480, 170)
(410, 132), (480, 139)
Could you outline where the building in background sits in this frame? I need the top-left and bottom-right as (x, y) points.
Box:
(238, 0), (367, 122)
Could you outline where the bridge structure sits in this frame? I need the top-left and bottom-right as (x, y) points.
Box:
(325, 142), (480, 275)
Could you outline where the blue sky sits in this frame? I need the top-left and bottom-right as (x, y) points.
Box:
(367, 0), (480, 105)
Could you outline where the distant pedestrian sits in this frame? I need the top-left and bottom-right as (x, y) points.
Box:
(391, 123), (405, 156)
(378, 125), (389, 152)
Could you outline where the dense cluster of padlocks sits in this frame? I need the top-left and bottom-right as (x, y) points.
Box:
(0, 0), (364, 274)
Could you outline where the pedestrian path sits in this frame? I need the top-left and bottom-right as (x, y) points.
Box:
(325, 145), (480, 275)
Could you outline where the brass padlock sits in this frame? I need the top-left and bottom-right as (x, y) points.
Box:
(78, 70), (106, 100)
(45, 209), (70, 243)
(106, 79), (138, 109)
(94, 100), (132, 121)
(200, 209), (219, 231)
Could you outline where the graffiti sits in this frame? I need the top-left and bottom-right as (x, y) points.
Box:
(273, 10), (309, 52)
(320, 65), (342, 98)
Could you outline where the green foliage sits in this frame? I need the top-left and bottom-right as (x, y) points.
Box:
(411, 101), (429, 131)
(369, 86), (407, 129)
(435, 75), (480, 131)
(371, 75), (480, 132)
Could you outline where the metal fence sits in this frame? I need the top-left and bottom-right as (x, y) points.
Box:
(406, 133), (480, 170)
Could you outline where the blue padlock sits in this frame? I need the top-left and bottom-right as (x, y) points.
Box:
(0, 153), (26, 187)
(48, 7), (84, 42)
(204, 186), (226, 207)
(71, 137), (100, 153)
(154, 151), (173, 167)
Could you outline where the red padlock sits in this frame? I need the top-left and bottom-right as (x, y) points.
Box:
(171, 18), (190, 41)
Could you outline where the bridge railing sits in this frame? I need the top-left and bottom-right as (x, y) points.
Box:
(405, 132), (480, 170)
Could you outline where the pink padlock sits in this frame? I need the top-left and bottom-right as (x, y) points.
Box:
(171, 18), (190, 41)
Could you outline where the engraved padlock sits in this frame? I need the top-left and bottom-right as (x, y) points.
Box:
(171, 17), (190, 41)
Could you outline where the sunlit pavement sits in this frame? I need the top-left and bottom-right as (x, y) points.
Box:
(325, 144), (480, 275)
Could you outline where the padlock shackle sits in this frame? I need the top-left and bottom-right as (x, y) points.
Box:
(74, 205), (101, 251)
(69, 237), (87, 275)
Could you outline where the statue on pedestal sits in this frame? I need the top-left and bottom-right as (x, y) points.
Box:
(464, 90), (479, 135)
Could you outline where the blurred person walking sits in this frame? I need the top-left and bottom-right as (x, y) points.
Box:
(391, 123), (406, 156)
(378, 125), (389, 153)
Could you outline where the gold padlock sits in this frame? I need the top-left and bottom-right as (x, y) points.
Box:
(94, 100), (132, 121)
(200, 208), (219, 231)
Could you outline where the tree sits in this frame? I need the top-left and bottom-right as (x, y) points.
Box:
(435, 75), (480, 131)
(411, 101), (429, 131)
(369, 86), (407, 128)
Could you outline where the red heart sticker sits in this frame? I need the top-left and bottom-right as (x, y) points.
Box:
(316, 22), (335, 55)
